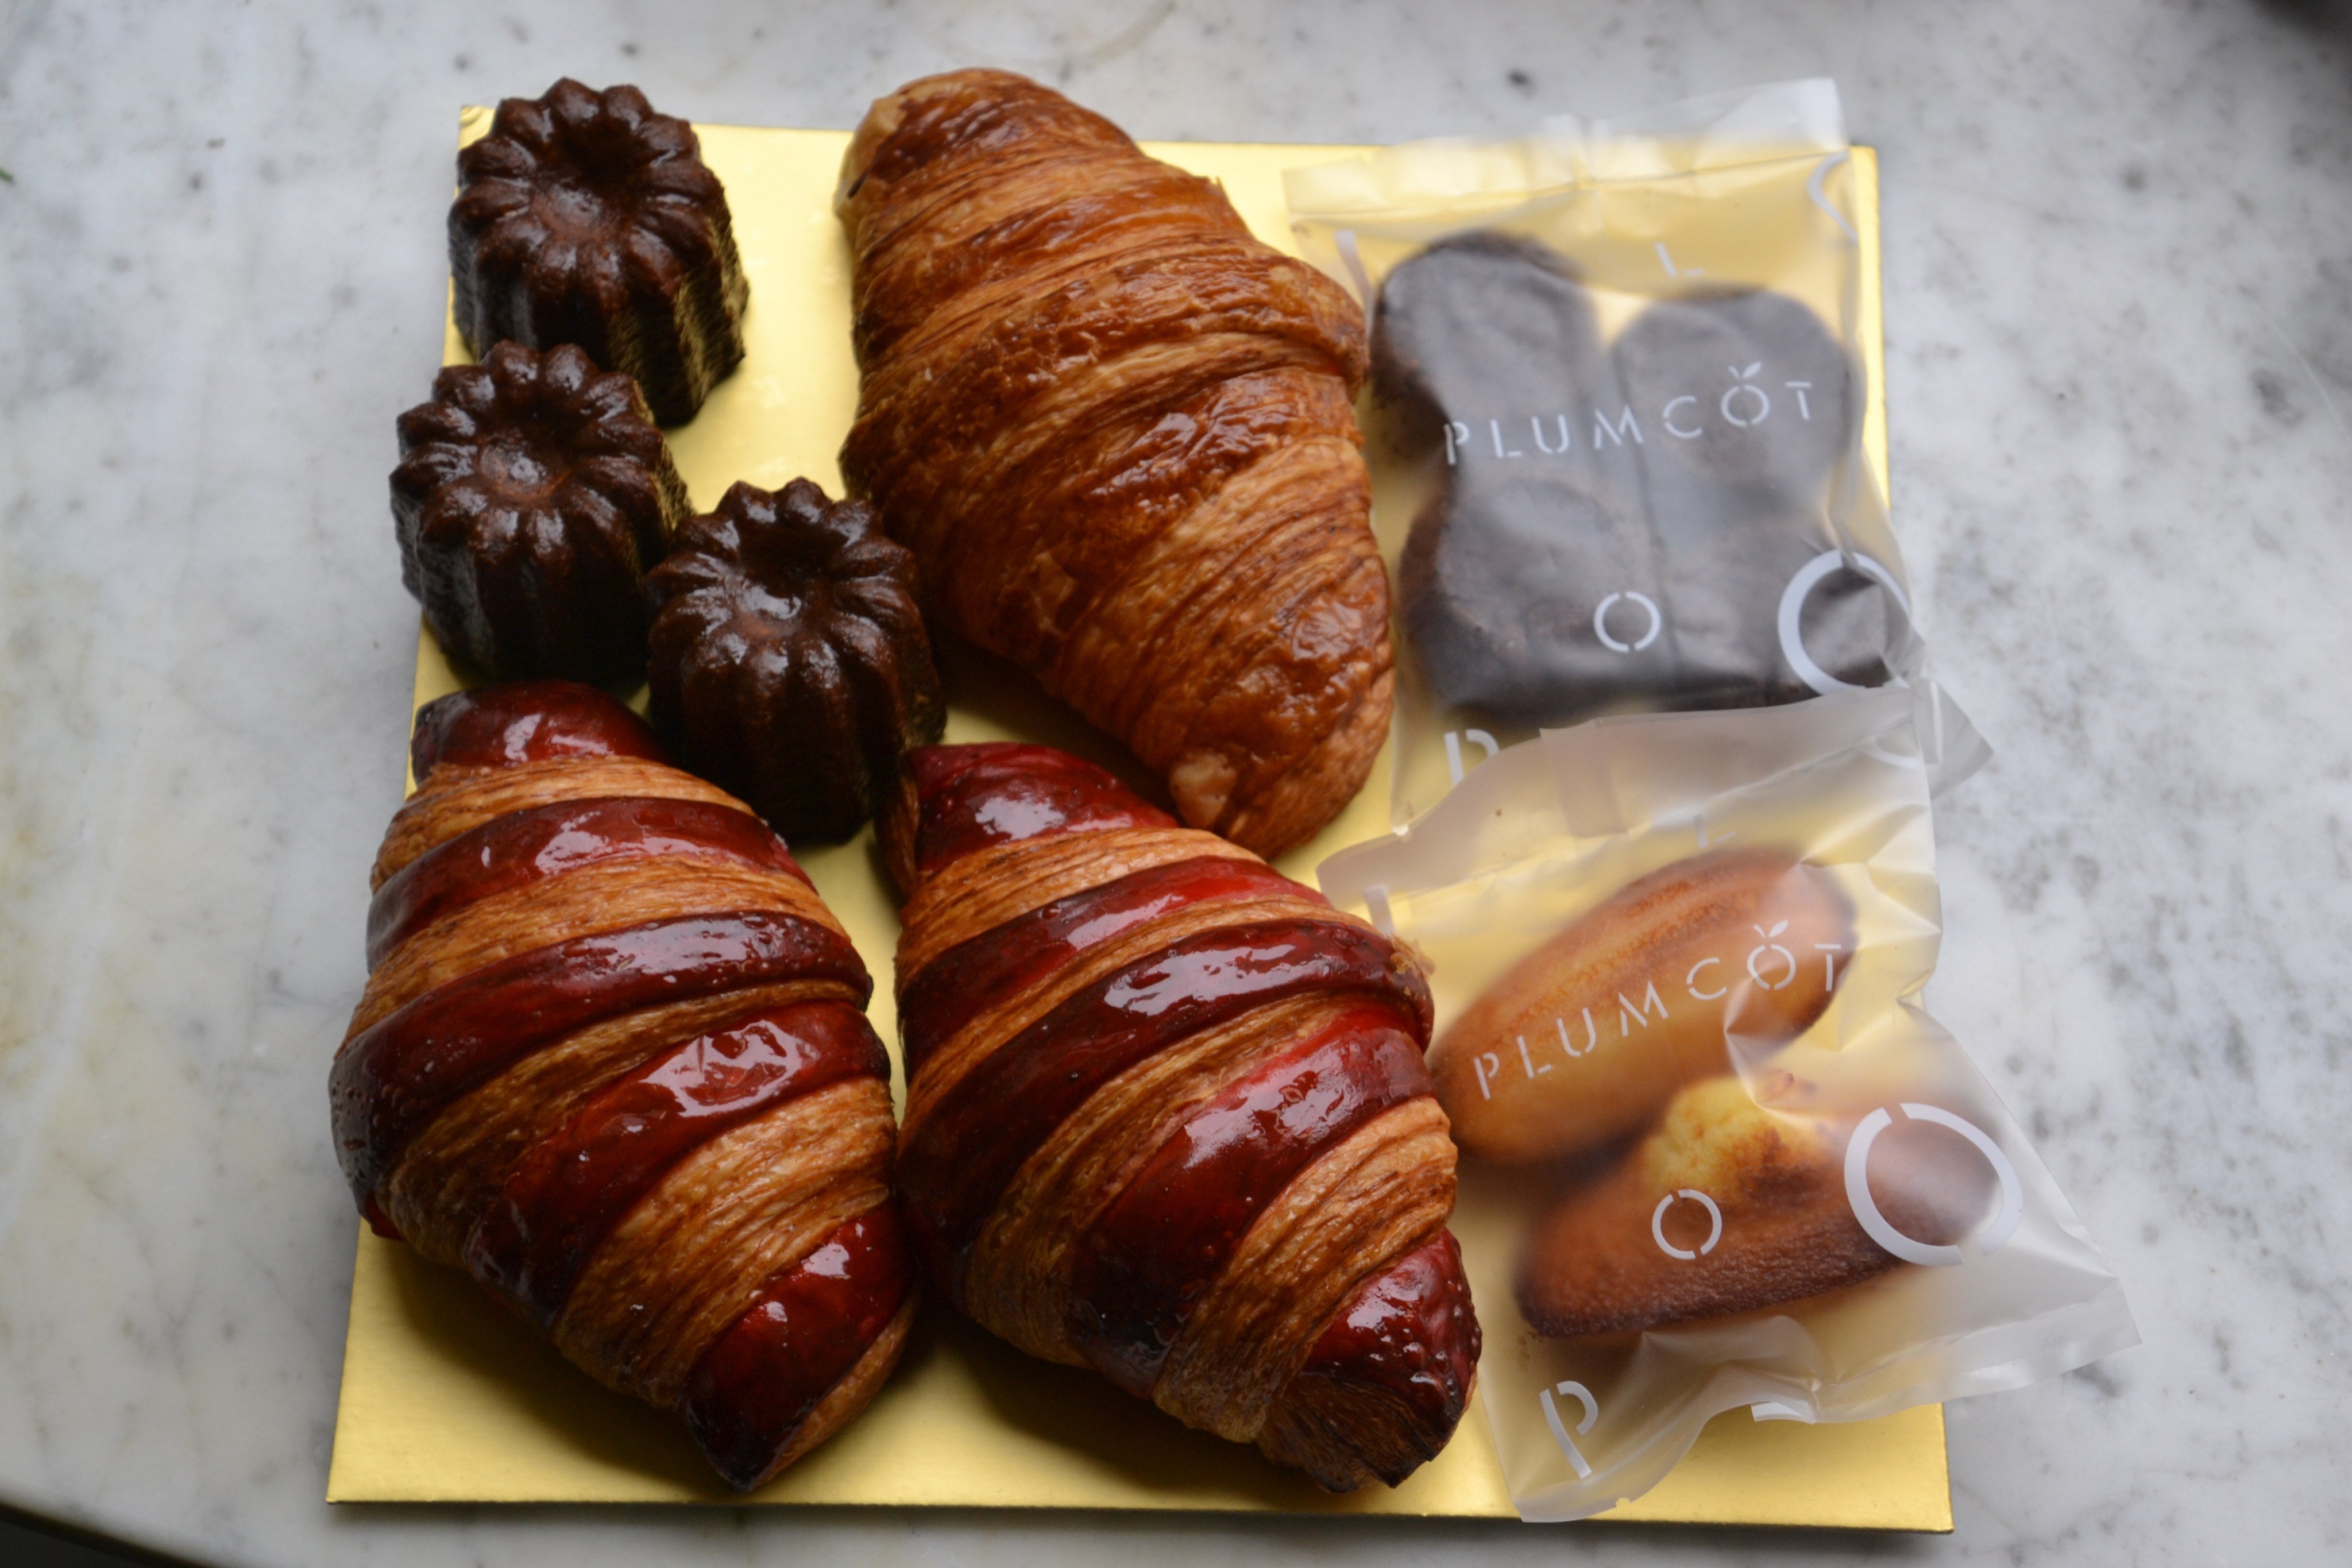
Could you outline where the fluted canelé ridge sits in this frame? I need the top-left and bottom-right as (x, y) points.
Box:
(391, 343), (686, 686)
(331, 682), (910, 1492)
(649, 478), (945, 845)
(450, 79), (748, 426)
(881, 740), (1477, 1492)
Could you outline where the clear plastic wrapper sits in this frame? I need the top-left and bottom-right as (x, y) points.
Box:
(1316, 689), (2134, 1521)
(1286, 81), (1980, 823)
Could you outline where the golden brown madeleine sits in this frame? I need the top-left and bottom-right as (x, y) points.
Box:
(1428, 848), (1854, 1163)
(332, 681), (912, 1492)
(883, 741), (1477, 1491)
(1516, 1076), (1995, 1337)
(835, 69), (1391, 858)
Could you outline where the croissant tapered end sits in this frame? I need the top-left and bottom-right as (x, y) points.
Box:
(889, 741), (1176, 891)
(889, 741), (1470, 1488)
(410, 679), (667, 784)
(1257, 1230), (1481, 1491)
(343, 682), (911, 1490)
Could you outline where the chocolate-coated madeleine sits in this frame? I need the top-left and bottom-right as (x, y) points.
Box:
(1612, 285), (1856, 511)
(1372, 231), (1616, 455)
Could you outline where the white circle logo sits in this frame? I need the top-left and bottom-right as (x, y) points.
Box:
(1538, 1381), (1600, 1479)
(1594, 590), (1663, 653)
(1843, 1103), (2024, 1267)
(1650, 1188), (1724, 1260)
(1777, 549), (1911, 695)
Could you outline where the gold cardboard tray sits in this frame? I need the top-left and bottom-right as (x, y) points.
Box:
(327, 118), (1947, 1528)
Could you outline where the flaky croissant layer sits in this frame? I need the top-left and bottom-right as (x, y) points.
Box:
(331, 682), (913, 1490)
(883, 741), (1478, 1490)
(836, 69), (1393, 858)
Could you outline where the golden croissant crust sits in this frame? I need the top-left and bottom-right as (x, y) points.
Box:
(835, 69), (1392, 858)
(331, 681), (912, 1490)
(880, 741), (1478, 1491)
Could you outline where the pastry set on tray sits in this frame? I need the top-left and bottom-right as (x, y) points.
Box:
(330, 70), (2133, 1522)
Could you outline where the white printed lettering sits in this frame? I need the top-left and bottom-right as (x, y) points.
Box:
(1556, 1010), (1598, 1058)
(1516, 1035), (1551, 1077)
(1473, 1050), (1501, 1100)
(1721, 362), (1770, 427)
(1593, 405), (1645, 447)
(1686, 956), (1727, 1001)
(1746, 921), (1798, 990)
(1618, 981), (1669, 1035)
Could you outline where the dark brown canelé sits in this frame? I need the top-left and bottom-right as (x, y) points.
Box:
(648, 478), (945, 844)
(450, 79), (748, 426)
(392, 341), (687, 686)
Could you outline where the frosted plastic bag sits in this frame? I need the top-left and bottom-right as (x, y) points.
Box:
(1287, 81), (1981, 823)
(1316, 689), (2133, 1521)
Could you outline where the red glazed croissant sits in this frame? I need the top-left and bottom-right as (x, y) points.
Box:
(835, 69), (1392, 859)
(331, 681), (912, 1490)
(880, 741), (1478, 1490)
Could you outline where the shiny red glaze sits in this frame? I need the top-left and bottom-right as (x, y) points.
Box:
(897, 855), (1307, 1078)
(331, 911), (871, 1208)
(681, 1205), (912, 1492)
(409, 680), (666, 782)
(464, 1001), (889, 1331)
(1067, 1006), (1436, 1397)
(1293, 1230), (1480, 1437)
(902, 741), (1174, 879)
(898, 918), (1432, 1294)
(366, 796), (809, 969)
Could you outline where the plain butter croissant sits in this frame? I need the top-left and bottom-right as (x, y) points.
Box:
(330, 681), (912, 1490)
(835, 69), (1391, 858)
(880, 741), (1478, 1490)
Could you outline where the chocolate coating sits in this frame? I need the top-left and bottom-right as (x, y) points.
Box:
(1613, 284), (1856, 509)
(1372, 231), (1615, 454)
(1374, 231), (1903, 726)
(450, 79), (748, 426)
(649, 480), (945, 845)
(392, 344), (686, 686)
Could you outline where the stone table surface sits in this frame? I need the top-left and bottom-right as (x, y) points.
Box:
(5, 1), (2350, 1563)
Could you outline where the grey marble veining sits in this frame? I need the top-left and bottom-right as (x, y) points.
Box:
(3, 1), (2349, 1563)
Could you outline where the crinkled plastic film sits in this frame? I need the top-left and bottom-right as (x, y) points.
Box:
(1316, 689), (2134, 1521)
(1285, 82), (1982, 825)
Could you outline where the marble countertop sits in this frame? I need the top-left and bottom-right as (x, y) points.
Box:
(6, 1), (2351, 1563)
